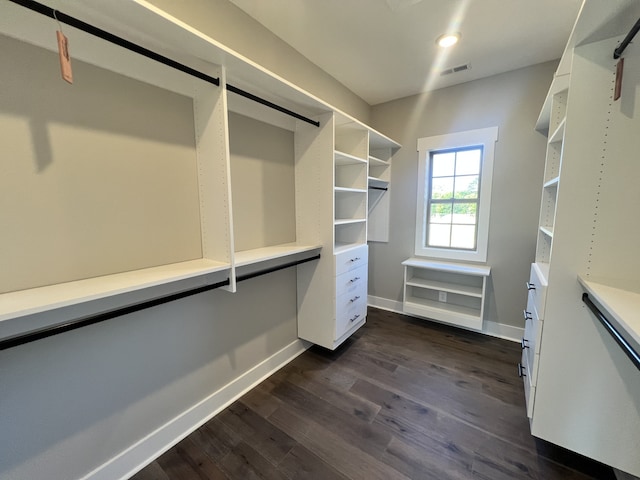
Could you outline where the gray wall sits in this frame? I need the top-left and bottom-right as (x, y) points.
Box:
(0, 35), (300, 480)
(369, 61), (557, 329)
(147, 0), (371, 124)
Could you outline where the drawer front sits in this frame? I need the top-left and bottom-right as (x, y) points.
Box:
(523, 293), (544, 386)
(335, 283), (367, 339)
(527, 264), (548, 317)
(520, 350), (535, 418)
(335, 245), (368, 276)
(336, 264), (367, 298)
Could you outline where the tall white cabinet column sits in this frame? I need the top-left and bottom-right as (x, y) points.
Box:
(523, 2), (640, 476)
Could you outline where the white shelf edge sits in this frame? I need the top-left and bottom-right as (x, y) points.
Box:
(334, 242), (367, 254)
(334, 218), (367, 226)
(233, 243), (322, 267)
(334, 186), (367, 193)
(367, 177), (389, 189)
(548, 117), (566, 144)
(401, 258), (491, 277)
(405, 277), (483, 298)
(368, 155), (389, 166)
(0, 258), (230, 323)
(403, 297), (481, 319)
(543, 176), (560, 188)
(539, 226), (554, 238)
(578, 275), (640, 358)
(335, 150), (368, 165)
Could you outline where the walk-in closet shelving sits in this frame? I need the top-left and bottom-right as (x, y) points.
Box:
(522, 3), (640, 475)
(367, 132), (399, 242)
(0, 0), (401, 352)
(0, 4), (233, 341)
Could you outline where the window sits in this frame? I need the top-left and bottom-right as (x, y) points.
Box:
(416, 127), (498, 262)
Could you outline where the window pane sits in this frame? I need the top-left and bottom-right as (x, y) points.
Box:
(452, 202), (477, 224)
(454, 175), (479, 199)
(451, 224), (476, 249)
(430, 203), (452, 223)
(431, 177), (454, 200)
(428, 224), (451, 247)
(432, 152), (455, 177)
(456, 149), (481, 175)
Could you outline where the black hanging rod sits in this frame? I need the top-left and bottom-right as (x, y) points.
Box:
(369, 186), (388, 191)
(226, 83), (320, 127)
(0, 254), (320, 351)
(7, 0), (220, 86)
(614, 17), (640, 59)
(0, 278), (230, 352)
(582, 293), (640, 370)
(236, 253), (321, 283)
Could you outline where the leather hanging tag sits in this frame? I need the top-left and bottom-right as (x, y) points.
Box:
(614, 57), (623, 101)
(56, 30), (73, 84)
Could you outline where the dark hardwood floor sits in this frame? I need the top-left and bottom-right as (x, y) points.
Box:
(131, 307), (614, 480)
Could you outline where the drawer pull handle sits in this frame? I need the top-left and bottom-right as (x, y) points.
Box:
(526, 282), (536, 291)
(523, 310), (532, 320)
(517, 363), (527, 378)
(350, 277), (361, 283)
(349, 314), (361, 323)
(350, 257), (361, 262)
(521, 338), (529, 349)
(349, 296), (360, 303)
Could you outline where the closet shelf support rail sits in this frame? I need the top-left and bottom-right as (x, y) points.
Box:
(226, 83), (320, 127)
(236, 254), (321, 283)
(8, 0), (221, 86)
(582, 293), (640, 370)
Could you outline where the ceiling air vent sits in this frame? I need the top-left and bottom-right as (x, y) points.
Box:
(441, 63), (471, 76)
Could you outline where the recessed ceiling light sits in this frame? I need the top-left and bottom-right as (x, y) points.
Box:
(436, 32), (460, 48)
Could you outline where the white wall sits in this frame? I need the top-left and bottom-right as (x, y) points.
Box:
(147, 0), (372, 124)
(369, 61), (557, 330)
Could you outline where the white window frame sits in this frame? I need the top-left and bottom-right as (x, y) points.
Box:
(415, 127), (498, 263)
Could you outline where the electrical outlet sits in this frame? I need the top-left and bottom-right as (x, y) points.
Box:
(438, 291), (447, 302)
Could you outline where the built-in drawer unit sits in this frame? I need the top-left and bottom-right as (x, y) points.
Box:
(335, 264), (367, 298)
(527, 263), (548, 316)
(335, 244), (368, 276)
(335, 282), (367, 339)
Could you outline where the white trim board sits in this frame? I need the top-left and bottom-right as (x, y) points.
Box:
(368, 296), (523, 343)
(81, 339), (309, 480)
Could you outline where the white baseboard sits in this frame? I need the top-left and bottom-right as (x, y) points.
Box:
(367, 295), (403, 313)
(368, 295), (523, 343)
(82, 339), (309, 480)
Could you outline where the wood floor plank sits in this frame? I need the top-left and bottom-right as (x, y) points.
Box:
(130, 307), (613, 480)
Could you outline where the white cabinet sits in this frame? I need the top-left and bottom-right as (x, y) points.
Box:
(402, 258), (490, 331)
(296, 114), (399, 350)
(524, 2), (640, 476)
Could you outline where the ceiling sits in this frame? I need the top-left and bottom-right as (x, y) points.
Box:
(227, 0), (583, 105)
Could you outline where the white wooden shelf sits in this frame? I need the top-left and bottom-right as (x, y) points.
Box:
(404, 297), (481, 319)
(368, 177), (389, 189)
(233, 243), (321, 267)
(334, 150), (367, 165)
(334, 242), (366, 255)
(334, 186), (367, 194)
(539, 226), (554, 238)
(402, 258), (491, 277)
(543, 176), (560, 188)
(368, 155), (389, 166)
(578, 276), (640, 357)
(0, 259), (230, 325)
(405, 277), (483, 297)
(402, 258), (490, 331)
(548, 117), (566, 144)
(334, 218), (366, 226)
